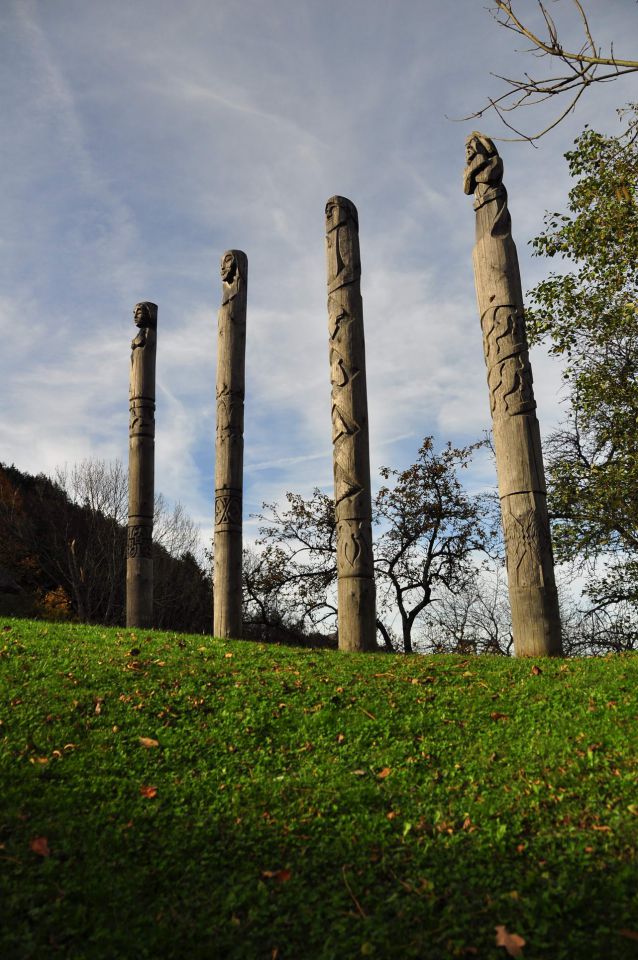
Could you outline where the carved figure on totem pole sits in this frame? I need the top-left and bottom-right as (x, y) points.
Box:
(127, 301), (157, 628)
(325, 196), (376, 652)
(464, 132), (563, 656)
(214, 250), (247, 639)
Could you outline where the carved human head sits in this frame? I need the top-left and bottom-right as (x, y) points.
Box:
(220, 250), (247, 285)
(133, 302), (158, 329)
(220, 251), (237, 283)
(463, 131), (502, 195)
(325, 195), (359, 231)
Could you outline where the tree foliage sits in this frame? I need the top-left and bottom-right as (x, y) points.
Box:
(526, 112), (638, 609)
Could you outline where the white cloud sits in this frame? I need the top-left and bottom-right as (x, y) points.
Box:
(1, 0), (632, 568)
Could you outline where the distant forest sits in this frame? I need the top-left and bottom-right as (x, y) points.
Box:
(0, 462), (211, 633)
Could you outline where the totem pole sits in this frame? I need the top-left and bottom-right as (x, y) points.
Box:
(214, 250), (247, 639)
(127, 301), (157, 628)
(464, 133), (563, 656)
(325, 196), (376, 652)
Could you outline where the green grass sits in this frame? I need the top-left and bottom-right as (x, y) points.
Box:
(1, 618), (637, 959)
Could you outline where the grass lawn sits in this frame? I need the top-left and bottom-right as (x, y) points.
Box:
(1, 618), (637, 959)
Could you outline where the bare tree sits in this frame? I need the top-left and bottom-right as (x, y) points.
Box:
(418, 567), (514, 656)
(250, 438), (498, 654)
(462, 1), (638, 143)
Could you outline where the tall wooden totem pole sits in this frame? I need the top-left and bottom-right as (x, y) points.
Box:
(325, 196), (376, 652)
(214, 250), (247, 639)
(127, 301), (157, 629)
(464, 133), (563, 656)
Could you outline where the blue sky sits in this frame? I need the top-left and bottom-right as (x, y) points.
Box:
(1, 0), (634, 550)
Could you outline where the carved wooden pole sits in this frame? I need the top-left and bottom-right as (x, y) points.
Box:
(325, 196), (376, 652)
(127, 301), (157, 628)
(464, 133), (563, 656)
(214, 250), (247, 639)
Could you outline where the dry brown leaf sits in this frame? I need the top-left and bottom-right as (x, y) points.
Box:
(377, 767), (391, 780)
(261, 868), (291, 882)
(490, 712), (509, 721)
(531, 665), (542, 676)
(138, 737), (159, 749)
(30, 836), (50, 857)
(139, 784), (158, 798)
(495, 925), (526, 957)
(619, 929), (638, 942)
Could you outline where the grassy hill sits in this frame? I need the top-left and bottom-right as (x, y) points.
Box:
(1, 619), (637, 959)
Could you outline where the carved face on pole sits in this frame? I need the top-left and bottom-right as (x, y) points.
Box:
(220, 252), (237, 284)
(133, 302), (157, 329)
(325, 196), (359, 232)
(463, 132), (502, 196)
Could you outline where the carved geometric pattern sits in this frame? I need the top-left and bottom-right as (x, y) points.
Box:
(481, 304), (527, 367)
(329, 302), (352, 342)
(129, 399), (155, 437)
(333, 461), (363, 512)
(216, 386), (244, 428)
(127, 524), (153, 560)
(337, 518), (374, 577)
(332, 403), (360, 445)
(502, 506), (551, 588)
(215, 493), (242, 528)
(488, 353), (535, 417)
(330, 350), (359, 389)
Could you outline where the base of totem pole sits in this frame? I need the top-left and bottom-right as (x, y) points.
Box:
(126, 557), (153, 628)
(213, 531), (242, 639)
(509, 585), (563, 657)
(338, 578), (377, 652)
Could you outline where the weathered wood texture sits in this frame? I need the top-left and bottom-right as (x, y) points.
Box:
(325, 196), (377, 652)
(464, 133), (563, 656)
(214, 250), (247, 639)
(127, 301), (157, 628)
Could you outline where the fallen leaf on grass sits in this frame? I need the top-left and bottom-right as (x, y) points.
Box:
(495, 925), (525, 957)
(377, 767), (392, 780)
(336, 733), (346, 744)
(139, 785), (158, 798)
(619, 930), (638, 942)
(30, 757), (49, 765)
(138, 737), (159, 749)
(224, 652), (234, 659)
(531, 665), (542, 676)
(261, 868), (291, 882)
(30, 836), (50, 857)
(352, 769), (366, 776)
(94, 697), (105, 715)
(490, 712), (509, 721)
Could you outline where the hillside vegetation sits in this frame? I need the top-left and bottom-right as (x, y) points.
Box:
(1, 619), (637, 959)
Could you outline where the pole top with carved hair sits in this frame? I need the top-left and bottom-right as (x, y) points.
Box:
(133, 302), (158, 329)
(325, 195), (359, 231)
(220, 250), (248, 284)
(463, 131), (504, 199)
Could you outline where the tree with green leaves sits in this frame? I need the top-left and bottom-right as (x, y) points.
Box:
(526, 109), (638, 614)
